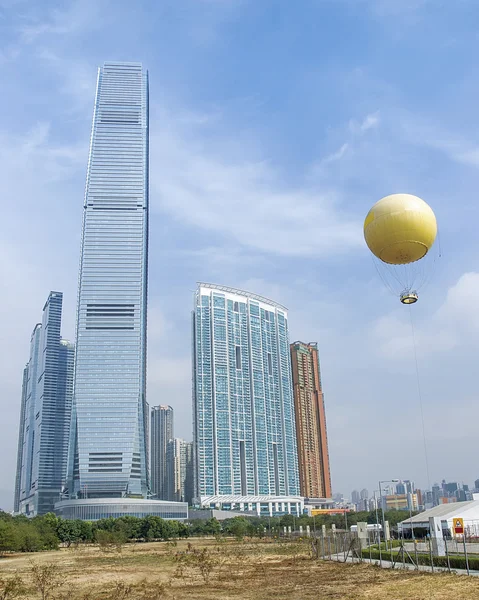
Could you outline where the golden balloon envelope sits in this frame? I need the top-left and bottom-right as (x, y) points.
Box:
(363, 194), (437, 265)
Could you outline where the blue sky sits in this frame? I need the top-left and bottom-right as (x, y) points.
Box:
(1, 0), (479, 509)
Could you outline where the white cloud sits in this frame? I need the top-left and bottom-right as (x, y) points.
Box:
(349, 111), (380, 134)
(398, 114), (479, 168)
(0, 122), (86, 190)
(150, 107), (362, 257)
(18, 0), (106, 43)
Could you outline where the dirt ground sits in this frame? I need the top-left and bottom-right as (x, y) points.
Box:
(1, 538), (479, 599)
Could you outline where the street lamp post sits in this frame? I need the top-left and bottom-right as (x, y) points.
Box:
(373, 490), (382, 567)
(379, 479), (400, 553)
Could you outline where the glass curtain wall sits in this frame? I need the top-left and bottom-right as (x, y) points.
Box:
(68, 62), (149, 499)
(193, 284), (299, 499)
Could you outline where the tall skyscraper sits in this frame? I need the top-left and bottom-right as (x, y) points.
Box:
(193, 283), (299, 498)
(150, 405), (173, 500)
(15, 292), (75, 516)
(167, 438), (194, 503)
(290, 341), (332, 499)
(14, 366), (29, 514)
(67, 62), (149, 500)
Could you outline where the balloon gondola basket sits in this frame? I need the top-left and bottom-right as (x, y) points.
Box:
(400, 292), (418, 305)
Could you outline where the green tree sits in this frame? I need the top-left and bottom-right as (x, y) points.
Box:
(79, 519), (94, 542)
(16, 523), (44, 553)
(0, 521), (18, 555)
(223, 517), (249, 541)
(115, 516), (141, 541)
(139, 516), (166, 541)
(0, 511), (13, 523)
(56, 520), (82, 547)
(177, 521), (189, 538)
(31, 515), (59, 550)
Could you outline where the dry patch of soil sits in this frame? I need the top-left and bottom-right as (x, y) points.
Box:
(1, 538), (478, 599)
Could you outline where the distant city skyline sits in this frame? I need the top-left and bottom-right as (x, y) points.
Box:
(4, 1), (479, 509)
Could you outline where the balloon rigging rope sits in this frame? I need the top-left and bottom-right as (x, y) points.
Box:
(409, 306), (431, 492)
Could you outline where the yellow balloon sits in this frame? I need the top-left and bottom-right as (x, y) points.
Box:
(364, 194), (437, 265)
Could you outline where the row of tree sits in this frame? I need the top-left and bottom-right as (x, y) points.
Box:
(0, 508), (413, 554)
(0, 511), (189, 553)
(188, 508), (413, 538)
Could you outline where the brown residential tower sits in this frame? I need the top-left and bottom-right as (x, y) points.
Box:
(290, 341), (332, 499)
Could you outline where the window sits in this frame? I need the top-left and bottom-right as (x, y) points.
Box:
(235, 346), (241, 369)
(233, 301), (239, 312)
(267, 353), (272, 375)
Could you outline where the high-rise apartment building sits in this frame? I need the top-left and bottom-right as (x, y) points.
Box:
(67, 62), (149, 500)
(290, 341), (332, 499)
(193, 283), (299, 498)
(167, 438), (194, 503)
(150, 405), (173, 500)
(15, 292), (75, 516)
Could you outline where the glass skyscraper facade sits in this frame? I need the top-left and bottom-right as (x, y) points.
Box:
(150, 405), (173, 500)
(167, 438), (194, 503)
(193, 284), (299, 498)
(67, 62), (149, 499)
(15, 292), (75, 516)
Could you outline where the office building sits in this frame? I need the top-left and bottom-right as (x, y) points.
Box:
(384, 493), (419, 511)
(167, 438), (194, 503)
(66, 62), (149, 500)
(14, 367), (29, 514)
(290, 341), (332, 499)
(151, 405), (173, 500)
(443, 481), (459, 495)
(351, 490), (360, 504)
(193, 283), (300, 499)
(15, 292), (74, 516)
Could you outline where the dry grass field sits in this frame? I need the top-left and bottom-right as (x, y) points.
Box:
(1, 538), (479, 599)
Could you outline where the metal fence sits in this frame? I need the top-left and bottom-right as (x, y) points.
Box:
(301, 529), (479, 577)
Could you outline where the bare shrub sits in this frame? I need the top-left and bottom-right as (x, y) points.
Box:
(96, 530), (125, 554)
(0, 575), (26, 600)
(135, 578), (170, 599)
(29, 562), (61, 600)
(107, 580), (133, 600)
(193, 548), (217, 584)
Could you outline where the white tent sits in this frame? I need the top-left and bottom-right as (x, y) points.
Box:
(399, 498), (479, 537)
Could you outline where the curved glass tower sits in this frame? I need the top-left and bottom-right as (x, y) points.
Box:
(193, 284), (299, 499)
(68, 62), (149, 499)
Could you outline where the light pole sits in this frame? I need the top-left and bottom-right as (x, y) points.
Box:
(379, 479), (400, 552)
